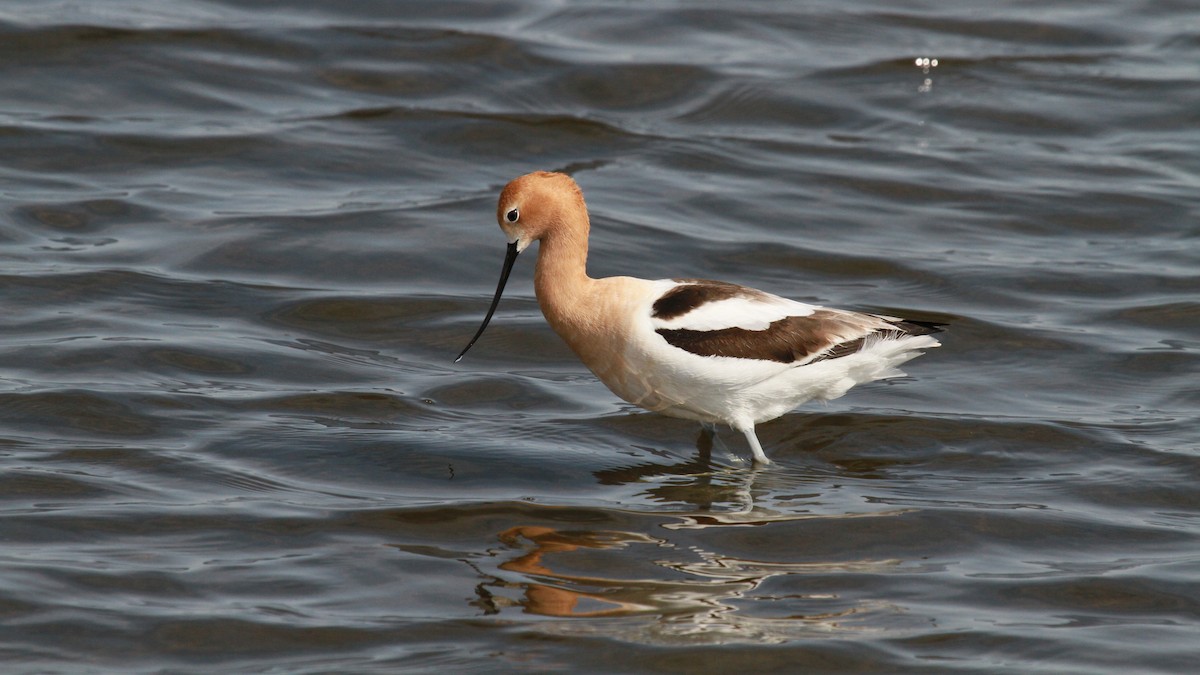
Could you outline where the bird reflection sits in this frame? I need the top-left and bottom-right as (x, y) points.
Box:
(469, 522), (903, 644)
(463, 428), (916, 642)
(471, 526), (668, 618)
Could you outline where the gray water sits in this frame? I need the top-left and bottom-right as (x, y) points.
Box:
(2, 1), (1198, 672)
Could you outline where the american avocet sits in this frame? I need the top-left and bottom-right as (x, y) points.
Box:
(456, 171), (942, 465)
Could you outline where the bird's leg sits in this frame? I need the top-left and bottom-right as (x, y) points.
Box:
(699, 422), (747, 464)
(738, 426), (772, 465)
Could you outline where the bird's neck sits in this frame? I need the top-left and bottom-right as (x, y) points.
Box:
(533, 225), (594, 336)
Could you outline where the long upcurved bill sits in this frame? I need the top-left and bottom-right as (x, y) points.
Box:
(455, 241), (520, 362)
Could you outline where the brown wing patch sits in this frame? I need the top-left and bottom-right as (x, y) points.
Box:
(657, 310), (943, 364)
(651, 279), (765, 321)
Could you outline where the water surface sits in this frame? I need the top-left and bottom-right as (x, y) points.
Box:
(1, 0), (1198, 672)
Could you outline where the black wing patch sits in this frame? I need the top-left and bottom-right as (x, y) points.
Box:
(651, 279), (762, 321)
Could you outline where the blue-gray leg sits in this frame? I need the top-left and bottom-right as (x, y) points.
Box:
(739, 426), (772, 465)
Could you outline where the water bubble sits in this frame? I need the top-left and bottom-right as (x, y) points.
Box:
(915, 57), (939, 92)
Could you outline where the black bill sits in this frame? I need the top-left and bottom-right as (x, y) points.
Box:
(455, 241), (520, 362)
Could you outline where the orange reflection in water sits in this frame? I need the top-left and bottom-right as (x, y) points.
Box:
(489, 525), (667, 618)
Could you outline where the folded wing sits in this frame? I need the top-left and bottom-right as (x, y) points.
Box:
(651, 279), (942, 365)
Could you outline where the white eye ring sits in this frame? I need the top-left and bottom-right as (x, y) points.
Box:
(506, 208), (519, 223)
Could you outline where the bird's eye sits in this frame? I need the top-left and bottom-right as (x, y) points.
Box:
(506, 208), (519, 223)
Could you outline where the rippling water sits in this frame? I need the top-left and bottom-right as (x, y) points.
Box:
(2, 1), (1198, 672)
